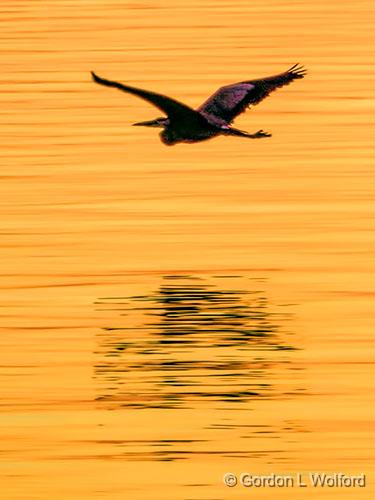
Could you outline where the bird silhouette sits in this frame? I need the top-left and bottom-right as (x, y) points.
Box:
(91, 64), (306, 146)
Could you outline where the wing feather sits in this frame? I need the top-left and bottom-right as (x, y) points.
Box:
(198, 64), (307, 125)
(91, 72), (208, 128)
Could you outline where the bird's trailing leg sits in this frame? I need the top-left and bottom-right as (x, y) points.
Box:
(226, 127), (272, 139)
(244, 129), (272, 139)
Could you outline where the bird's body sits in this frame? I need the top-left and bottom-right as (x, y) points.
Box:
(91, 64), (306, 146)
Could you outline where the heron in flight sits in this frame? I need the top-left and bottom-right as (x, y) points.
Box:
(91, 64), (306, 146)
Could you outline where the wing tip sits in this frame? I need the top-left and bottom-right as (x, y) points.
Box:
(288, 63), (307, 78)
(91, 71), (100, 82)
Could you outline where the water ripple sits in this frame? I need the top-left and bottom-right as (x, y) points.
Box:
(94, 275), (298, 410)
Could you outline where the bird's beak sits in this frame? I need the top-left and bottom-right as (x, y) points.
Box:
(132, 119), (162, 127)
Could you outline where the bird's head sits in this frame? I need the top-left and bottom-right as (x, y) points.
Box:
(132, 117), (168, 128)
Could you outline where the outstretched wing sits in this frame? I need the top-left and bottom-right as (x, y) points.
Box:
(197, 64), (306, 125)
(91, 72), (208, 128)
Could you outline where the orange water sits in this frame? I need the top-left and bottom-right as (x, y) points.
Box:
(1, 1), (374, 498)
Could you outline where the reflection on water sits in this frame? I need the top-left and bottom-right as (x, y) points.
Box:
(94, 275), (298, 410)
(3, 0), (375, 494)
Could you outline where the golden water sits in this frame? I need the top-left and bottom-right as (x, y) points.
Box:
(1, 0), (374, 498)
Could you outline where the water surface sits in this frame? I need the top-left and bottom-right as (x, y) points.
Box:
(1, 1), (374, 499)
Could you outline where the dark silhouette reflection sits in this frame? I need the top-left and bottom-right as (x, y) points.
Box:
(94, 275), (297, 410)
